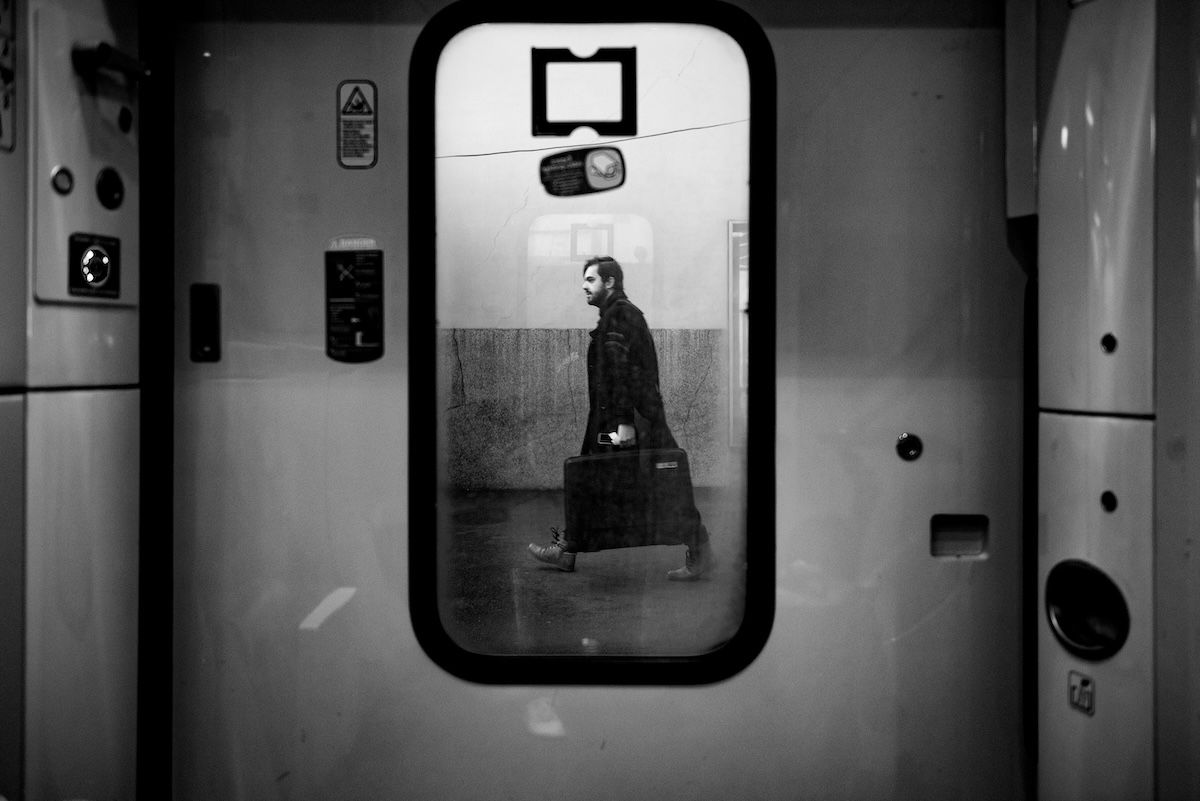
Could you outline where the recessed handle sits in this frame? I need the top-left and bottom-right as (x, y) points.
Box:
(190, 283), (221, 363)
(72, 42), (150, 83)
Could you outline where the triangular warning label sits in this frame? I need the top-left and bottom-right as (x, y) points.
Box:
(342, 86), (373, 116)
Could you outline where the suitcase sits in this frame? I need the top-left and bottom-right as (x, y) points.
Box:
(563, 447), (700, 552)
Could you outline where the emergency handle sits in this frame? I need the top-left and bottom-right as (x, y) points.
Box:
(72, 42), (150, 83)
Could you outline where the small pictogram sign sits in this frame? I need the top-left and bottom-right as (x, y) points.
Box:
(337, 80), (377, 168)
(341, 86), (373, 116)
(1069, 670), (1095, 716)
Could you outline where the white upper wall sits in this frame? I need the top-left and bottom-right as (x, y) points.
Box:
(434, 24), (751, 330)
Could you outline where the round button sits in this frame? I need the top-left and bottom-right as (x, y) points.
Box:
(51, 167), (75, 195)
(80, 245), (112, 287)
(96, 167), (125, 210)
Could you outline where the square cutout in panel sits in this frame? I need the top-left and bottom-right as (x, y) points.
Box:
(931, 514), (988, 557)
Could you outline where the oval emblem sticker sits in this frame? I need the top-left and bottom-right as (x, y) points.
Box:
(540, 146), (625, 196)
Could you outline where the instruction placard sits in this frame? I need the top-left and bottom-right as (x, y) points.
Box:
(326, 248), (383, 363)
(337, 80), (377, 168)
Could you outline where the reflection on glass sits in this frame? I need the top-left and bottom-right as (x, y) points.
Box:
(434, 23), (750, 657)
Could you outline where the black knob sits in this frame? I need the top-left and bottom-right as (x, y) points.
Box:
(80, 245), (112, 287)
(896, 432), (923, 461)
(96, 167), (124, 210)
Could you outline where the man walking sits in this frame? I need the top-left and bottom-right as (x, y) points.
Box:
(528, 256), (713, 580)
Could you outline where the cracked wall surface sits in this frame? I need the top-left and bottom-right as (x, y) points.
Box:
(440, 328), (729, 489)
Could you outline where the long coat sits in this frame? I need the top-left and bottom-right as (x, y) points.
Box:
(581, 289), (678, 455)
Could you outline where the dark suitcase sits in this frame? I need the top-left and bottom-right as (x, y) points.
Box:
(563, 447), (700, 552)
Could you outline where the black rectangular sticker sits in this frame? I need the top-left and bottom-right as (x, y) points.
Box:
(326, 249), (383, 363)
(189, 283), (221, 362)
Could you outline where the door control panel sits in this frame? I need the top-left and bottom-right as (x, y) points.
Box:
(31, 6), (140, 306)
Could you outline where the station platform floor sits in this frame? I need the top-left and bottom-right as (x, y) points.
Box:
(439, 487), (748, 657)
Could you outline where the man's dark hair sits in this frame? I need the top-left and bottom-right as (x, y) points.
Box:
(583, 255), (624, 290)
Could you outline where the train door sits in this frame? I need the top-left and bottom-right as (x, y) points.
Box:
(167, 1), (1027, 798)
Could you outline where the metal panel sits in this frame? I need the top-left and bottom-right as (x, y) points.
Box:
(25, 0), (138, 388)
(0, 396), (24, 800)
(1037, 412), (1153, 801)
(24, 388), (139, 801)
(1153, 0), (1200, 794)
(0, 0), (25, 387)
(1037, 0), (1154, 416)
(1005, 0), (1037, 219)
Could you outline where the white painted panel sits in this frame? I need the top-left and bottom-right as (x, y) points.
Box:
(25, 388), (139, 801)
(1037, 412), (1152, 801)
(1037, 0), (1154, 415)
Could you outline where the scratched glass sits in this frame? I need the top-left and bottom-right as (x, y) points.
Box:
(428, 22), (753, 660)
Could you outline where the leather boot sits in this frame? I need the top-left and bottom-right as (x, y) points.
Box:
(528, 527), (576, 572)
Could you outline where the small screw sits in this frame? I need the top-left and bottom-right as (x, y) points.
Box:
(896, 432), (923, 461)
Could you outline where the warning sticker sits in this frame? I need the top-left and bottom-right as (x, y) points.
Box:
(337, 80), (377, 169)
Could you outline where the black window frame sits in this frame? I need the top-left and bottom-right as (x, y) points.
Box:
(408, 0), (776, 685)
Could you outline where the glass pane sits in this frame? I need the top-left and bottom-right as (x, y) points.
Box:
(424, 20), (757, 661)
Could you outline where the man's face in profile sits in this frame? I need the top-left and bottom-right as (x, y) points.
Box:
(582, 264), (611, 307)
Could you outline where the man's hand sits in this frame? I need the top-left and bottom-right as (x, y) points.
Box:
(609, 424), (637, 448)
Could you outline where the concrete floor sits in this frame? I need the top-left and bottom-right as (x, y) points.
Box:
(440, 487), (747, 657)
